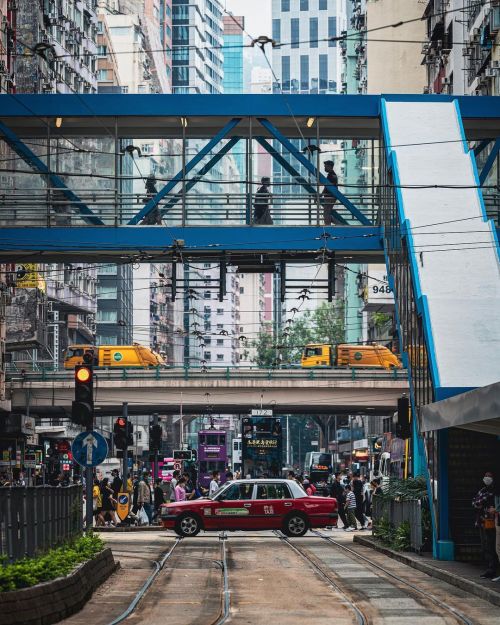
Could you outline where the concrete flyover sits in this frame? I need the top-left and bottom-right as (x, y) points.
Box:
(7, 368), (409, 416)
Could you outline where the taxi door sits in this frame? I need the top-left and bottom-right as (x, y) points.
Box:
(211, 482), (255, 530)
(251, 482), (293, 529)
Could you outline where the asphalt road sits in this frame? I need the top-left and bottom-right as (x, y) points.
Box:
(59, 529), (500, 625)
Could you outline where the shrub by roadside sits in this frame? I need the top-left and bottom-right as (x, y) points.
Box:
(0, 532), (104, 592)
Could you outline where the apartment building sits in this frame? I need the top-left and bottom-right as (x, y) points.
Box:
(15, 0), (98, 94)
(422, 0), (500, 96)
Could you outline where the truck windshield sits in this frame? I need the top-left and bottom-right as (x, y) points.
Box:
(65, 348), (84, 358)
(304, 347), (322, 357)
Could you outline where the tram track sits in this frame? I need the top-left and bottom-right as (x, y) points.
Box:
(103, 533), (229, 625)
(273, 530), (367, 625)
(105, 537), (183, 625)
(309, 529), (474, 625)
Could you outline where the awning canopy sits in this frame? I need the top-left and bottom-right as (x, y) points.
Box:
(421, 380), (500, 434)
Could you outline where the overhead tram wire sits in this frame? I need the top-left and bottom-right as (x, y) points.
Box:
(8, 1), (494, 62)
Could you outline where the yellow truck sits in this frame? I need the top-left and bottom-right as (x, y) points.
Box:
(301, 343), (401, 370)
(63, 344), (166, 369)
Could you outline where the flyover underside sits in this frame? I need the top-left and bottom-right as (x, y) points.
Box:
(9, 379), (408, 416)
(0, 226), (384, 263)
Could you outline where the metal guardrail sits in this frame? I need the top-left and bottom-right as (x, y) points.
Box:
(0, 486), (83, 562)
(372, 495), (423, 553)
(0, 191), (380, 227)
(6, 367), (409, 383)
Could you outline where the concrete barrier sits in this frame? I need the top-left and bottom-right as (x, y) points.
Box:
(0, 547), (117, 625)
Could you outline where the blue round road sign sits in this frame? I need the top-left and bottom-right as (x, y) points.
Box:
(71, 431), (108, 468)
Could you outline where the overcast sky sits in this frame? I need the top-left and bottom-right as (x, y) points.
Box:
(224, 0), (273, 79)
(224, 0), (272, 40)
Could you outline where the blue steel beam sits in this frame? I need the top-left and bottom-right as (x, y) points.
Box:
(0, 226), (383, 260)
(0, 121), (103, 226)
(1, 94), (500, 120)
(160, 136), (240, 215)
(128, 118), (242, 225)
(479, 138), (500, 185)
(474, 139), (492, 157)
(255, 137), (349, 225)
(258, 118), (371, 225)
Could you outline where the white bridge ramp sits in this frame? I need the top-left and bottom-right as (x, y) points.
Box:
(382, 99), (500, 398)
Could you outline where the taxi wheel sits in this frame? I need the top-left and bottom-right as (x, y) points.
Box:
(283, 513), (308, 537)
(175, 513), (201, 537)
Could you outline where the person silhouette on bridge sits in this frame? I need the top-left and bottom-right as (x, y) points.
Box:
(141, 175), (162, 225)
(253, 177), (273, 225)
(320, 161), (343, 226)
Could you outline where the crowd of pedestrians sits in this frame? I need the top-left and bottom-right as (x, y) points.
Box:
(287, 468), (381, 531)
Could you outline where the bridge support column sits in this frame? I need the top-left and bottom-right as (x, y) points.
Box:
(436, 428), (455, 560)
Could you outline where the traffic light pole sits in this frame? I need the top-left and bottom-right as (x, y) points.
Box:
(153, 413), (159, 482)
(122, 403), (128, 489)
(85, 424), (93, 531)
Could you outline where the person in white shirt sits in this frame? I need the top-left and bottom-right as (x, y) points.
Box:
(170, 470), (180, 502)
(209, 471), (220, 497)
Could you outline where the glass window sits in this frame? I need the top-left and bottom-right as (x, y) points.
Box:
(328, 16), (337, 46)
(281, 0), (290, 11)
(319, 54), (328, 90)
(96, 310), (117, 322)
(218, 483), (254, 500)
(216, 354), (224, 361)
(207, 434), (219, 445)
(256, 483), (292, 500)
(97, 45), (107, 57)
(300, 0), (308, 9)
(98, 265), (117, 275)
(300, 55), (309, 91)
(305, 347), (322, 357)
(309, 17), (318, 49)
(291, 18), (299, 49)
(281, 55), (290, 91)
(319, 0), (327, 8)
(272, 18), (280, 43)
(97, 285), (117, 299)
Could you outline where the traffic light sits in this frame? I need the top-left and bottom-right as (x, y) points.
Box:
(113, 417), (127, 450)
(190, 448), (197, 462)
(149, 424), (162, 450)
(397, 397), (411, 439)
(72, 365), (94, 428)
(173, 449), (192, 461)
(127, 420), (134, 447)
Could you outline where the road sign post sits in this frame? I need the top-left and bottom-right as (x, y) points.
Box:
(122, 403), (128, 492)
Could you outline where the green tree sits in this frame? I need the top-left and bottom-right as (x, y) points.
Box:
(250, 301), (345, 367)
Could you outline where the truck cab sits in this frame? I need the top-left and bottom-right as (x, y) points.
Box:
(301, 344), (332, 368)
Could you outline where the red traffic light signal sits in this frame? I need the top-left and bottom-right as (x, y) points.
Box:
(114, 417), (129, 450)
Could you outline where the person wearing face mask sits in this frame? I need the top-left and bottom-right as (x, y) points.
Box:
(472, 472), (498, 579)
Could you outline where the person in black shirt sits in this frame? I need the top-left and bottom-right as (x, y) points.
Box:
(330, 473), (349, 529)
(352, 472), (367, 529)
(320, 160), (342, 226)
(253, 177), (273, 225)
(111, 469), (122, 500)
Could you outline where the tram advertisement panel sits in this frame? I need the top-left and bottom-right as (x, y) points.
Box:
(242, 416), (282, 478)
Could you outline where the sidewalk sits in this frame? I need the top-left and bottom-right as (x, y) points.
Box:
(354, 534), (500, 608)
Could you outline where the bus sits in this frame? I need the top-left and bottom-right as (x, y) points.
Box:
(198, 430), (227, 489)
(304, 452), (334, 484)
(242, 416), (283, 478)
(232, 437), (242, 474)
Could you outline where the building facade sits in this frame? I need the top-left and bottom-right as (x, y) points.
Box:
(15, 0), (98, 94)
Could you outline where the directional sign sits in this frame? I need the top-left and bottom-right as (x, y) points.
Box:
(116, 492), (130, 521)
(71, 431), (108, 468)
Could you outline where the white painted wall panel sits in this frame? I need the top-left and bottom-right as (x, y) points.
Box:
(384, 101), (500, 389)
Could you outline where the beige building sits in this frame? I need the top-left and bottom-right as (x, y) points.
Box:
(366, 0), (427, 94)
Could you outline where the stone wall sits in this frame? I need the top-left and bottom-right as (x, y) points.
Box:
(0, 548), (117, 625)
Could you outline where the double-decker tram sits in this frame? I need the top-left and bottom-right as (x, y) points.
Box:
(242, 415), (283, 478)
(197, 429), (227, 489)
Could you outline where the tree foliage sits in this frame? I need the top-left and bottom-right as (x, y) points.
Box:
(250, 301), (345, 368)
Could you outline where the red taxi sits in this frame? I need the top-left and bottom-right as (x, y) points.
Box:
(160, 479), (337, 537)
